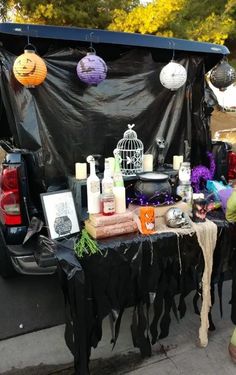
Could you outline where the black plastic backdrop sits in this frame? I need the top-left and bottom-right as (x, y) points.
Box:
(0, 47), (213, 184)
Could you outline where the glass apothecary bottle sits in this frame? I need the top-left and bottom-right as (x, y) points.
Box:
(101, 193), (115, 216)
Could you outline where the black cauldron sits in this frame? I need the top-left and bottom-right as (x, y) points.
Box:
(134, 172), (171, 199)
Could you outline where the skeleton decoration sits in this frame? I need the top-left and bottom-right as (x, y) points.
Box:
(165, 207), (190, 228)
(156, 137), (167, 169)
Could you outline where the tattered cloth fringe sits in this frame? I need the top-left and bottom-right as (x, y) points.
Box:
(192, 219), (217, 347)
(158, 217), (218, 347)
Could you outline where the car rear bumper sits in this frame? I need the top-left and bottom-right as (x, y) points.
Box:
(0, 226), (57, 275)
(11, 254), (57, 275)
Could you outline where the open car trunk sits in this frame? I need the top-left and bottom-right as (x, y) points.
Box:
(0, 23), (229, 188)
(0, 22), (230, 276)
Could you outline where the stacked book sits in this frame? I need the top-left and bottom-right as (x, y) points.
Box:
(85, 210), (138, 239)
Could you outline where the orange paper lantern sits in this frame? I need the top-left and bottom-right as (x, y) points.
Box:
(13, 49), (47, 88)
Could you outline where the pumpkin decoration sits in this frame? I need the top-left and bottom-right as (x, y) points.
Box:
(13, 48), (47, 88)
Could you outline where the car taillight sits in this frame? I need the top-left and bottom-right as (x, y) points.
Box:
(0, 167), (22, 225)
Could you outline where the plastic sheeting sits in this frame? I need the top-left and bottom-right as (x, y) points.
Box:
(0, 46), (214, 185)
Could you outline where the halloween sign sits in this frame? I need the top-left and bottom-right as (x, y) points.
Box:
(13, 49), (47, 88)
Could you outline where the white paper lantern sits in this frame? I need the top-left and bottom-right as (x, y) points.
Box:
(160, 61), (187, 91)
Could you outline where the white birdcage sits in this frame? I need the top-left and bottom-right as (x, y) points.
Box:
(116, 124), (143, 176)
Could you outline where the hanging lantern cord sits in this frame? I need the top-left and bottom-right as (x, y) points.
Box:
(24, 43), (37, 52)
(25, 25), (36, 51)
(87, 32), (96, 53)
(27, 25), (30, 45)
(170, 40), (175, 61)
(88, 45), (96, 54)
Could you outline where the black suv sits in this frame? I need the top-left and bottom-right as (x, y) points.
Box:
(0, 144), (59, 276)
(0, 22), (229, 277)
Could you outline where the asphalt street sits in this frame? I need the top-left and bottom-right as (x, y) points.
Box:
(0, 273), (65, 340)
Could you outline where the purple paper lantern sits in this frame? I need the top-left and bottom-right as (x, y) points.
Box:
(76, 52), (107, 85)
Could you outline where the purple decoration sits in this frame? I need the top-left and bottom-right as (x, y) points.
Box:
(127, 191), (181, 207)
(76, 52), (107, 85)
(218, 188), (233, 213)
(191, 152), (216, 193)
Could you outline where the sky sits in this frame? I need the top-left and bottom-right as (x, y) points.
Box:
(210, 83), (236, 108)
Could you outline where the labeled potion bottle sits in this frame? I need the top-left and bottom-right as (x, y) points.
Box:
(113, 149), (124, 188)
(101, 159), (115, 215)
(86, 155), (101, 214)
(101, 193), (115, 216)
(102, 159), (114, 194)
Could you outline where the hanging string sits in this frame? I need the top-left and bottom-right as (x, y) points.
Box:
(24, 25), (36, 51)
(88, 32), (96, 53)
(27, 25), (30, 45)
(169, 40), (175, 61)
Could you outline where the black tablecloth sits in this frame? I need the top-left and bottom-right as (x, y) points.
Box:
(56, 211), (236, 375)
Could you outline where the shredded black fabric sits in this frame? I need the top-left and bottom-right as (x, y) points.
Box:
(55, 218), (235, 375)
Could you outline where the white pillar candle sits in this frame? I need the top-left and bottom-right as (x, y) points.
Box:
(231, 327), (236, 346)
(173, 155), (183, 170)
(113, 186), (126, 214)
(143, 154), (153, 172)
(107, 157), (115, 177)
(75, 162), (87, 180)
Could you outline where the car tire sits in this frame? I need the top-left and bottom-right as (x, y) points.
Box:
(0, 247), (16, 277)
(0, 234), (16, 278)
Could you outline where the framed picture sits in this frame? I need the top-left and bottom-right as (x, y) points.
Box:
(40, 189), (80, 240)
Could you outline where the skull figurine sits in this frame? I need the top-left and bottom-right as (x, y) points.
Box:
(165, 207), (190, 228)
(156, 137), (166, 150)
(156, 137), (167, 168)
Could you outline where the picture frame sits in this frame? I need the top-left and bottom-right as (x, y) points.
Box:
(40, 189), (80, 240)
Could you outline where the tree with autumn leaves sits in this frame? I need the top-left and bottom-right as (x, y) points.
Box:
(109, 0), (236, 45)
(1, 0), (236, 45)
(0, 0), (139, 29)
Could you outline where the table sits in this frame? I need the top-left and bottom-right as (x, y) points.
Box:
(55, 211), (236, 375)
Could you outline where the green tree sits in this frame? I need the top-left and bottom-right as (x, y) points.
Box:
(109, 0), (186, 36)
(3, 0), (139, 29)
(2, 0), (236, 46)
(169, 0), (235, 44)
(109, 0), (236, 45)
